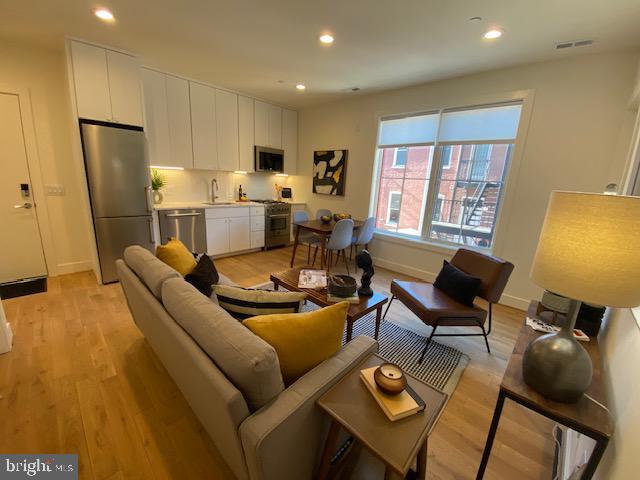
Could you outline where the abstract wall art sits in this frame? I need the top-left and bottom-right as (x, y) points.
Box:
(312, 150), (348, 196)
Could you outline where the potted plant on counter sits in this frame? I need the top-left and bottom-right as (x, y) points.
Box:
(151, 169), (166, 205)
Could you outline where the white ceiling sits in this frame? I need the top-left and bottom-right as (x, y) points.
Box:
(2, 0), (640, 108)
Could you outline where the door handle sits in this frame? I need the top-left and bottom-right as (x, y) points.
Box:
(145, 186), (153, 213)
(165, 212), (202, 218)
(148, 219), (155, 243)
(14, 203), (33, 209)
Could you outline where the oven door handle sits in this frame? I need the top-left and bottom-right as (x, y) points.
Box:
(267, 214), (290, 218)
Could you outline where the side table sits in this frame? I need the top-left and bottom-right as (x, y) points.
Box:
(476, 302), (613, 479)
(316, 354), (446, 479)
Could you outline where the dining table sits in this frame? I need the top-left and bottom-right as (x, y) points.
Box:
(290, 218), (364, 269)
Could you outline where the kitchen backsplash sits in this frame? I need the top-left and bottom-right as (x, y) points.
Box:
(153, 168), (299, 203)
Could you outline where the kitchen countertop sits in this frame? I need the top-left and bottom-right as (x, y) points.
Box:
(153, 200), (305, 211)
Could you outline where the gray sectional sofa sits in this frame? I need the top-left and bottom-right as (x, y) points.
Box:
(116, 246), (378, 480)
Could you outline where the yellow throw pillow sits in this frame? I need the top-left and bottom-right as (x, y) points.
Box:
(156, 238), (197, 276)
(243, 302), (348, 385)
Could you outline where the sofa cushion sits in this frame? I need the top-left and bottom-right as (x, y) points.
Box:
(156, 238), (197, 276)
(124, 245), (181, 299)
(213, 285), (307, 319)
(162, 277), (284, 412)
(243, 302), (348, 385)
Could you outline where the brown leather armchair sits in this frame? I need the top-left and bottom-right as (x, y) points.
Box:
(383, 249), (514, 362)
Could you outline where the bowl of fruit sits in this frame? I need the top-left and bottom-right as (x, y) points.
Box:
(332, 213), (352, 222)
(320, 215), (332, 224)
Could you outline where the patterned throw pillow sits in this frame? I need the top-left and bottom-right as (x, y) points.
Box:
(213, 284), (307, 319)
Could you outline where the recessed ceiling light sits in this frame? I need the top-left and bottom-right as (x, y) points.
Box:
(319, 33), (334, 45)
(296, 84), (306, 91)
(483, 29), (503, 40)
(93, 7), (115, 21)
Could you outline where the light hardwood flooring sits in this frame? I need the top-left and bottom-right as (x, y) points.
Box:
(0, 246), (555, 479)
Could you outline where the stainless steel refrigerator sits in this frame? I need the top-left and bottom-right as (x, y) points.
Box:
(80, 121), (154, 284)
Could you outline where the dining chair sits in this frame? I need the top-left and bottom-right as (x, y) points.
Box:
(350, 216), (376, 264)
(293, 210), (322, 266)
(325, 218), (354, 274)
(316, 209), (332, 220)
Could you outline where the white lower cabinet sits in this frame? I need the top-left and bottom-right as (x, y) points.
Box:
(205, 206), (263, 255)
(251, 231), (265, 249)
(229, 217), (250, 251)
(206, 218), (230, 256)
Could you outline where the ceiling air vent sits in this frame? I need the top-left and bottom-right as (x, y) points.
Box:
(555, 39), (594, 50)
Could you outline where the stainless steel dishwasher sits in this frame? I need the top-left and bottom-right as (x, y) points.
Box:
(158, 209), (206, 252)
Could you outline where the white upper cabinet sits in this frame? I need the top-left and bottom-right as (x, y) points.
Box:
(267, 103), (282, 149)
(70, 41), (112, 122)
(238, 95), (255, 172)
(282, 108), (298, 175)
(190, 82), (218, 170)
(254, 100), (269, 147)
(166, 75), (193, 169)
(106, 50), (144, 126)
(141, 69), (170, 167)
(254, 100), (282, 149)
(70, 40), (143, 126)
(142, 69), (192, 169)
(215, 89), (239, 172)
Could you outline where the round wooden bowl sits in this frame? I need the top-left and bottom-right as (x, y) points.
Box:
(373, 363), (407, 395)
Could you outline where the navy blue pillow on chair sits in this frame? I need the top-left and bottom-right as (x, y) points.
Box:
(433, 260), (482, 307)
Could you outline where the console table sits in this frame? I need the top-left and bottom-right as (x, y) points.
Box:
(476, 302), (612, 479)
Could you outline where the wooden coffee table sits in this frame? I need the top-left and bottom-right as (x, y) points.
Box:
(270, 268), (388, 342)
(316, 354), (447, 479)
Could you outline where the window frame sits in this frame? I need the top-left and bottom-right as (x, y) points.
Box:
(370, 97), (530, 252)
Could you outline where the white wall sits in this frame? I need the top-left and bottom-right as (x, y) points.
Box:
(153, 168), (304, 203)
(0, 38), (93, 275)
(596, 309), (640, 479)
(297, 50), (639, 308)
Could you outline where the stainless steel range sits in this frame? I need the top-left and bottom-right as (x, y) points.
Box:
(253, 200), (291, 248)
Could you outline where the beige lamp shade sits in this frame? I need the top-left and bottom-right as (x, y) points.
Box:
(531, 191), (640, 307)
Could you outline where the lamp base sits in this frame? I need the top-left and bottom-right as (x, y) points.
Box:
(522, 299), (593, 403)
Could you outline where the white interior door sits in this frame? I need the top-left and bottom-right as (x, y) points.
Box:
(0, 93), (47, 284)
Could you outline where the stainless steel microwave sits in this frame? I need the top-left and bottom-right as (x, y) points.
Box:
(255, 146), (284, 173)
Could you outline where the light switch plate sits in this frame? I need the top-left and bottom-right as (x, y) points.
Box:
(45, 184), (65, 196)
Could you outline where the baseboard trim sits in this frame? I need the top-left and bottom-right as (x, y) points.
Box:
(373, 256), (530, 311)
(56, 260), (93, 276)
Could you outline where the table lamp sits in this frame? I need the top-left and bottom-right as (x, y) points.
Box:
(524, 191), (640, 403)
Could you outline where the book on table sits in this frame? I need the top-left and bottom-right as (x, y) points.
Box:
(298, 269), (327, 289)
(360, 366), (426, 421)
(326, 292), (360, 304)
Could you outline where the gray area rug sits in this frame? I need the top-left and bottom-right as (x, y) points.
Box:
(255, 281), (469, 398)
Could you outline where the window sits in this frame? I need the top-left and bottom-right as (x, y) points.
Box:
(387, 191), (402, 224)
(372, 102), (522, 249)
(440, 145), (453, 169)
(392, 148), (408, 168)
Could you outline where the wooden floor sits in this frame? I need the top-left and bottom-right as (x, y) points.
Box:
(0, 246), (555, 479)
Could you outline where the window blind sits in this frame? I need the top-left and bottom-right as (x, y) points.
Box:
(378, 113), (439, 147)
(438, 103), (522, 142)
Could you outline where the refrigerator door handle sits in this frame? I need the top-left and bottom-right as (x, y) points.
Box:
(148, 218), (155, 243)
(145, 186), (153, 213)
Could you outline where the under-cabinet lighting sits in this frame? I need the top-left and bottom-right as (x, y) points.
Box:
(234, 170), (248, 174)
(149, 165), (184, 171)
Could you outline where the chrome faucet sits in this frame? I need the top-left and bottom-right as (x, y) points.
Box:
(210, 178), (219, 203)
